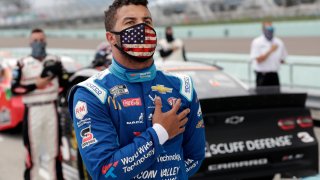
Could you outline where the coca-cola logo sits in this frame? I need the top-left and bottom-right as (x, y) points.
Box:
(122, 98), (142, 107)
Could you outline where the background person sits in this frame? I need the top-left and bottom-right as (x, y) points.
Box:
(68, 0), (205, 179)
(12, 28), (65, 180)
(250, 21), (288, 88)
(158, 26), (187, 61)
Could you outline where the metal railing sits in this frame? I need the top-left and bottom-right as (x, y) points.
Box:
(1, 48), (320, 90)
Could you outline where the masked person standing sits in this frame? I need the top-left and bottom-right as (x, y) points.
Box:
(12, 28), (65, 180)
(250, 21), (288, 88)
(158, 26), (187, 61)
(68, 0), (205, 179)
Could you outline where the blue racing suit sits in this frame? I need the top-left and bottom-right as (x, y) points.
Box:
(68, 59), (205, 180)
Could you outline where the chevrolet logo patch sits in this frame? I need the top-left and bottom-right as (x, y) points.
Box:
(151, 85), (173, 94)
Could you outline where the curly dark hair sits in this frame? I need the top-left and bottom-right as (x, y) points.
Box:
(104, 0), (149, 32)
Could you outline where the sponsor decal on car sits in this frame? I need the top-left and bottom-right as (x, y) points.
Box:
(167, 97), (177, 106)
(205, 135), (293, 157)
(297, 132), (314, 143)
(110, 85), (129, 98)
(0, 107), (11, 125)
(102, 161), (118, 178)
(80, 126), (97, 148)
(225, 116), (244, 125)
(208, 158), (268, 171)
(75, 101), (88, 120)
(151, 85), (172, 94)
(122, 98), (142, 107)
(281, 153), (304, 161)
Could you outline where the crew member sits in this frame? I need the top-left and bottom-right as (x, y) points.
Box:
(158, 26), (187, 61)
(250, 21), (288, 87)
(12, 28), (65, 180)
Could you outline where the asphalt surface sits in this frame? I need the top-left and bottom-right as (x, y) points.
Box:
(0, 36), (320, 56)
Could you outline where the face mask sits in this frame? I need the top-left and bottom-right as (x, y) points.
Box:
(31, 41), (47, 59)
(166, 33), (174, 43)
(263, 26), (274, 41)
(111, 23), (157, 62)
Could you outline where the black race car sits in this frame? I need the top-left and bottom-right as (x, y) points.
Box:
(62, 60), (319, 180)
(157, 61), (319, 180)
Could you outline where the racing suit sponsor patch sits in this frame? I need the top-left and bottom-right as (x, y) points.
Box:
(110, 84), (129, 98)
(127, 113), (144, 125)
(167, 97), (177, 106)
(78, 78), (107, 104)
(102, 161), (118, 178)
(121, 141), (154, 173)
(176, 74), (193, 102)
(80, 126), (97, 148)
(196, 119), (205, 128)
(122, 98), (142, 107)
(151, 85), (172, 94)
(75, 101), (88, 120)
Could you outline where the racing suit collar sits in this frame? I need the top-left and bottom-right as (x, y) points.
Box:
(109, 58), (157, 83)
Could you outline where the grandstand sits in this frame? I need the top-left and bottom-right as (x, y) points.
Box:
(0, 0), (319, 28)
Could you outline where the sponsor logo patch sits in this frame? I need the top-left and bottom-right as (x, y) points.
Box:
(80, 126), (97, 148)
(102, 161), (118, 178)
(167, 97), (178, 106)
(196, 119), (205, 128)
(110, 85), (129, 97)
(151, 85), (172, 94)
(225, 116), (244, 125)
(122, 98), (142, 107)
(75, 101), (88, 120)
(127, 113), (144, 125)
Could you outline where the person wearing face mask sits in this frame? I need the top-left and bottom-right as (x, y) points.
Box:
(12, 28), (65, 180)
(68, 0), (205, 179)
(158, 26), (187, 61)
(250, 21), (288, 89)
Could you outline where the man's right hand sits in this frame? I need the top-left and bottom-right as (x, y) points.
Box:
(152, 96), (190, 139)
(36, 77), (52, 89)
(270, 44), (278, 52)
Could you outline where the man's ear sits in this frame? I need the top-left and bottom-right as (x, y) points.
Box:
(106, 32), (116, 45)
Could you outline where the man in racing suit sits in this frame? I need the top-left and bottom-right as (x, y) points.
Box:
(12, 28), (64, 180)
(68, 0), (205, 179)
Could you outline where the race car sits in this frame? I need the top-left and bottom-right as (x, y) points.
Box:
(156, 61), (319, 179)
(61, 60), (318, 180)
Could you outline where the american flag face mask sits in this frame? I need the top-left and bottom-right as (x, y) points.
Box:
(111, 23), (157, 61)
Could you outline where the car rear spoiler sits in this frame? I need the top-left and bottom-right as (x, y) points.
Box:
(199, 93), (307, 114)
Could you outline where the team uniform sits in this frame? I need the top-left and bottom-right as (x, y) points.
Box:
(12, 55), (64, 180)
(68, 59), (205, 179)
(158, 38), (187, 61)
(250, 35), (288, 86)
